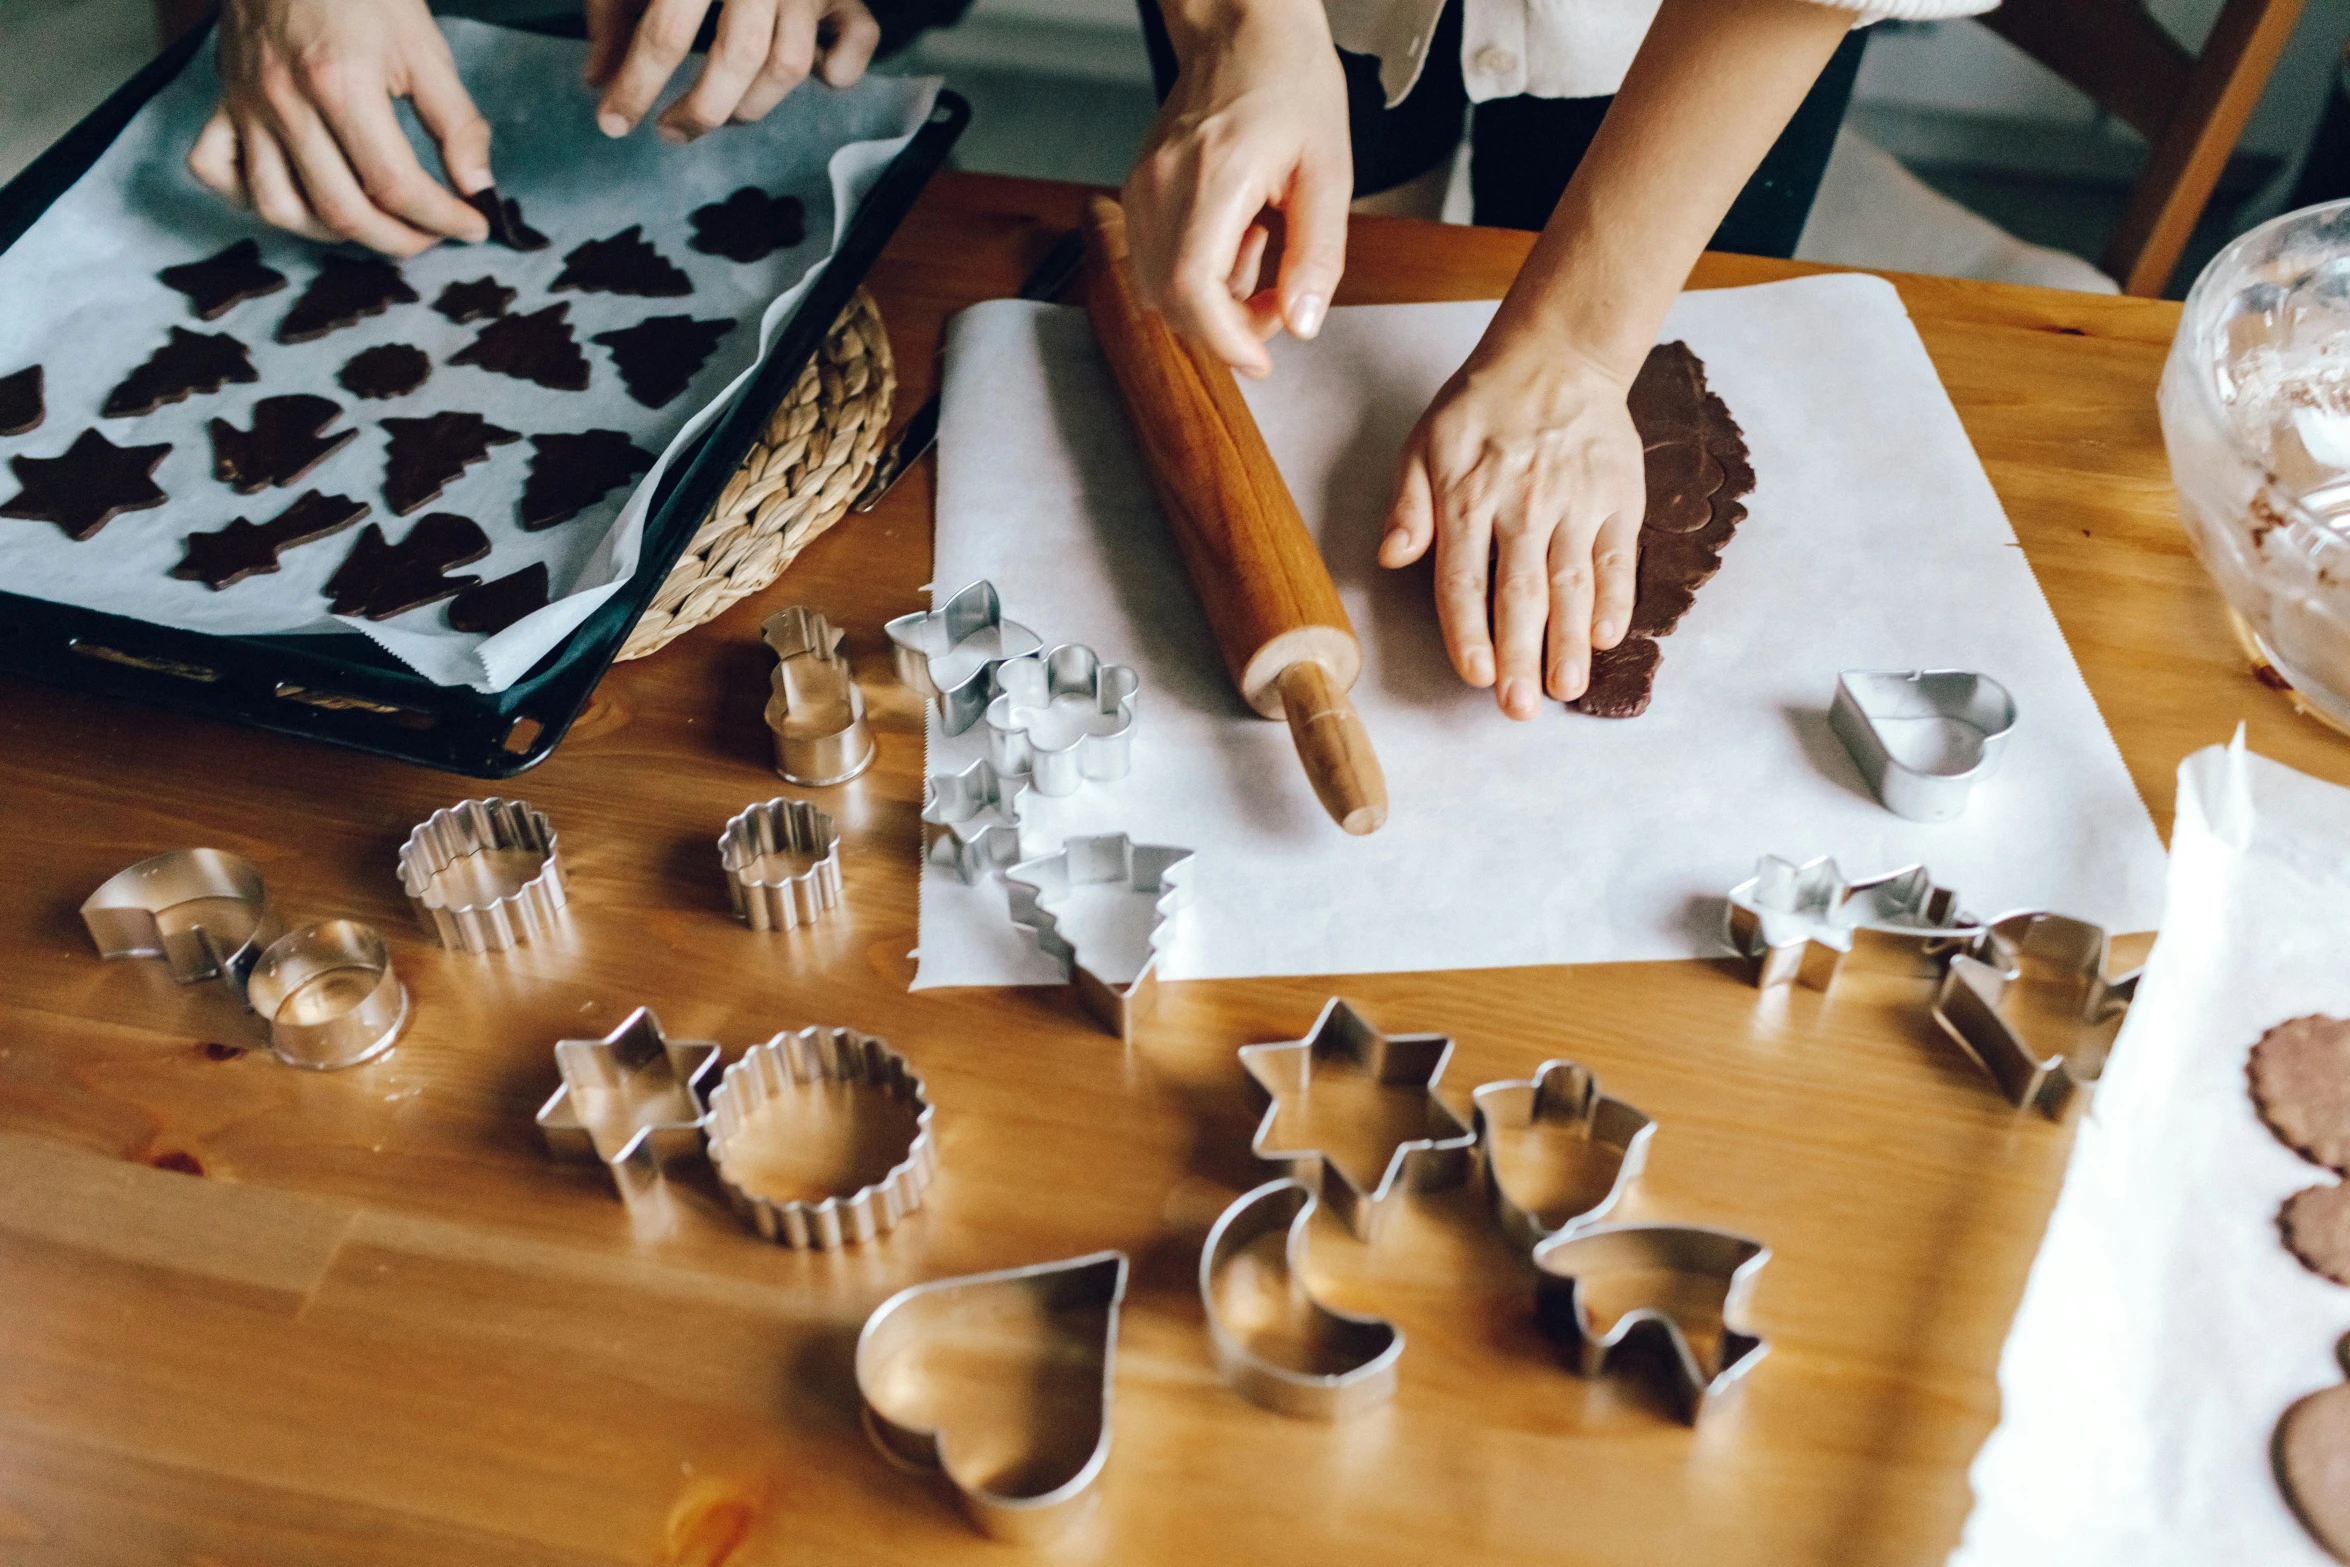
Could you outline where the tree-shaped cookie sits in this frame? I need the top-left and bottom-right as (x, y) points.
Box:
(449, 304), (590, 391)
(379, 411), (519, 515)
(324, 512), (490, 618)
(552, 226), (691, 297)
(278, 253), (418, 344)
(102, 326), (258, 417)
(592, 315), (734, 408)
(688, 187), (805, 262)
(519, 430), (653, 529)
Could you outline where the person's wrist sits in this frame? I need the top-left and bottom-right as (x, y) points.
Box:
(1159, 0), (1327, 71)
(1458, 331), (1635, 412)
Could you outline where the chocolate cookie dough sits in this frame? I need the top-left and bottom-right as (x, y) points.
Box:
(380, 411), (519, 515)
(449, 304), (590, 392)
(172, 489), (368, 589)
(159, 238), (287, 320)
(2252, 1016), (2350, 1170)
(0, 364), (41, 437)
(688, 187), (805, 262)
(2, 428), (170, 540)
(434, 277), (515, 324)
(324, 512), (490, 618)
(465, 186), (549, 251)
(208, 394), (356, 493)
(102, 326), (258, 418)
(552, 226), (691, 297)
(338, 343), (432, 400)
(2279, 1338), (2350, 1564)
(447, 560), (549, 633)
(592, 315), (734, 408)
(2285, 1181), (2350, 1286)
(519, 429), (654, 529)
(1576, 636), (1663, 719)
(278, 253), (418, 344)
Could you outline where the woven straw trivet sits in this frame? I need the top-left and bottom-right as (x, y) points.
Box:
(617, 286), (895, 661)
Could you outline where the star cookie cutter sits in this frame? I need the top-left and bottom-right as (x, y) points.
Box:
(719, 798), (843, 930)
(856, 1250), (1128, 1543)
(1472, 1061), (1655, 1250)
(399, 798), (567, 953)
(1530, 1222), (1771, 1424)
(884, 580), (1043, 735)
(534, 1007), (720, 1203)
(707, 1026), (936, 1249)
(1830, 669), (2017, 823)
(761, 606), (875, 787)
(1932, 911), (2138, 1116)
(983, 645), (1139, 798)
(81, 847), (281, 996)
(1238, 998), (1476, 1242)
(245, 920), (408, 1069)
(1199, 1177), (1402, 1420)
(921, 758), (1029, 884)
(1724, 854), (1981, 990)
(1005, 834), (1192, 1039)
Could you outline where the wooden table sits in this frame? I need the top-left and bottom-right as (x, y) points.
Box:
(3, 171), (2342, 1566)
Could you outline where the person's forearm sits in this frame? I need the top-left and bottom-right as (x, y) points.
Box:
(1481, 0), (1852, 381)
(1155, 0), (1326, 68)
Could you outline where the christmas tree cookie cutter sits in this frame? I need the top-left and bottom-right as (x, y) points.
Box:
(398, 798), (567, 953)
(1004, 834), (1192, 1039)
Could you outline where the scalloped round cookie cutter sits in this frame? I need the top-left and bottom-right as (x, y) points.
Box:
(81, 847), (282, 996)
(245, 919), (408, 1069)
(398, 798), (567, 953)
(719, 798), (842, 930)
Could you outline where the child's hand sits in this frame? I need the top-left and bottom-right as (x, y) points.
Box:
(583, 0), (882, 143)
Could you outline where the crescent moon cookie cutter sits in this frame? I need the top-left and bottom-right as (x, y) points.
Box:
(1932, 912), (2139, 1117)
(884, 579), (1043, 736)
(1829, 669), (2017, 823)
(706, 1026), (936, 1249)
(762, 605), (876, 787)
(1530, 1221), (1772, 1424)
(1724, 854), (1982, 990)
(921, 758), (1029, 884)
(1472, 1061), (1656, 1250)
(81, 847), (282, 996)
(983, 645), (1139, 797)
(719, 798), (843, 930)
(398, 798), (567, 953)
(1200, 1177), (1403, 1420)
(534, 1007), (721, 1203)
(1005, 834), (1193, 1039)
(245, 919), (409, 1069)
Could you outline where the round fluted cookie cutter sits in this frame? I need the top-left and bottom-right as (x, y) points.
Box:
(399, 798), (567, 952)
(245, 920), (408, 1069)
(719, 798), (842, 930)
(708, 1026), (935, 1248)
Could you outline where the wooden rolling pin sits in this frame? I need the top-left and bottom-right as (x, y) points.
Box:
(1081, 195), (1389, 836)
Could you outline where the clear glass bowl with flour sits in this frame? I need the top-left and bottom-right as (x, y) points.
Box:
(2162, 198), (2350, 730)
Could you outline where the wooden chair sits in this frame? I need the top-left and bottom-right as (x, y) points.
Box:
(1982, 0), (2310, 295)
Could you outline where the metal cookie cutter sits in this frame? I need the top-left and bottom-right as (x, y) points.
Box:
(398, 798), (566, 953)
(984, 646), (1139, 798)
(1005, 834), (1192, 1040)
(534, 1007), (721, 1203)
(245, 920), (408, 1069)
(884, 580), (1043, 736)
(1531, 1222), (1771, 1424)
(719, 798), (842, 930)
(856, 1250), (1129, 1543)
(1830, 669), (2017, 823)
(762, 606), (876, 787)
(81, 848), (281, 996)
(1724, 854), (1980, 990)
(921, 759), (1029, 884)
(1472, 1062), (1655, 1251)
(1199, 1178), (1402, 1420)
(707, 1026), (936, 1249)
(1933, 912), (2139, 1117)
(1239, 998), (1476, 1243)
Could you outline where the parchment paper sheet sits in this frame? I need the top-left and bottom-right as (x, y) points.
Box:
(1951, 738), (2350, 1567)
(915, 277), (2168, 987)
(0, 18), (938, 691)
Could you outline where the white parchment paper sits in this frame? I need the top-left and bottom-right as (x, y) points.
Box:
(0, 18), (938, 691)
(1951, 737), (2350, 1567)
(915, 277), (2168, 987)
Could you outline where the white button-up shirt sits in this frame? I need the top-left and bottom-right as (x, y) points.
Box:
(1327, 0), (1998, 106)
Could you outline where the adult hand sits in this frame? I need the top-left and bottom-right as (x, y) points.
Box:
(583, 0), (883, 144)
(1379, 345), (1646, 717)
(1120, 0), (1349, 378)
(188, 0), (492, 256)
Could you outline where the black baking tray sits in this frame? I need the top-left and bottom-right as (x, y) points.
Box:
(0, 22), (966, 777)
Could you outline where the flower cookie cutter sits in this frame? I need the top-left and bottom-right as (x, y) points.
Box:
(884, 580), (1042, 735)
(983, 645), (1138, 797)
(398, 798), (567, 953)
(245, 919), (408, 1069)
(921, 758), (1029, 884)
(1829, 668), (2017, 823)
(1724, 854), (1981, 990)
(534, 1007), (720, 1203)
(719, 798), (842, 930)
(81, 847), (281, 996)
(1472, 1061), (1655, 1250)
(1199, 1177), (1402, 1420)
(1005, 834), (1192, 1039)
(1531, 1221), (1771, 1424)
(1933, 911), (2139, 1116)
(762, 606), (875, 787)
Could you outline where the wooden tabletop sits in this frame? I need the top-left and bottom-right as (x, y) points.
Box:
(3, 169), (2343, 1566)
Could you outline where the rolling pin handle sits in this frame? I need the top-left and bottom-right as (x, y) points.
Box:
(1276, 661), (1389, 836)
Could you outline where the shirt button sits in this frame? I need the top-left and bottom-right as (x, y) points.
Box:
(1472, 45), (1518, 78)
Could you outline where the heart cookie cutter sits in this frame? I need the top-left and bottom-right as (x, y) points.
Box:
(1005, 834), (1192, 1039)
(1724, 854), (1981, 990)
(81, 847), (281, 995)
(398, 798), (567, 953)
(983, 645), (1138, 797)
(921, 758), (1029, 884)
(534, 1007), (721, 1203)
(1199, 1177), (1402, 1420)
(1531, 1221), (1771, 1424)
(1829, 669), (2017, 823)
(1933, 911), (2138, 1116)
(245, 919), (408, 1069)
(761, 606), (875, 787)
(884, 580), (1043, 736)
(1472, 1061), (1655, 1250)
(718, 798), (842, 930)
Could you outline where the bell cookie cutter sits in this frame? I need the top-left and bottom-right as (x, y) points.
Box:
(719, 798), (842, 930)
(884, 580), (1042, 736)
(1724, 854), (1980, 990)
(245, 919), (408, 1069)
(1472, 1061), (1655, 1251)
(856, 1250), (1129, 1543)
(1530, 1221), (1771, 1424)
(1238, 997), (1475, 1242)
(398, 798), (567, 953)
(1829, 669), (2017, 823)
(983, 645), (1139, 798)
(1932, 911), (2138, 1116)
(1199, 1177), (1402, 1420)
(534, 1007), (721, 1203)
(81, 847), (281, 996)
(1005, 834), (1192, 1040)
(706, 1026), (936, 1249)
(921, 758), (1029, 884)
(762, 606), (876, 787)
